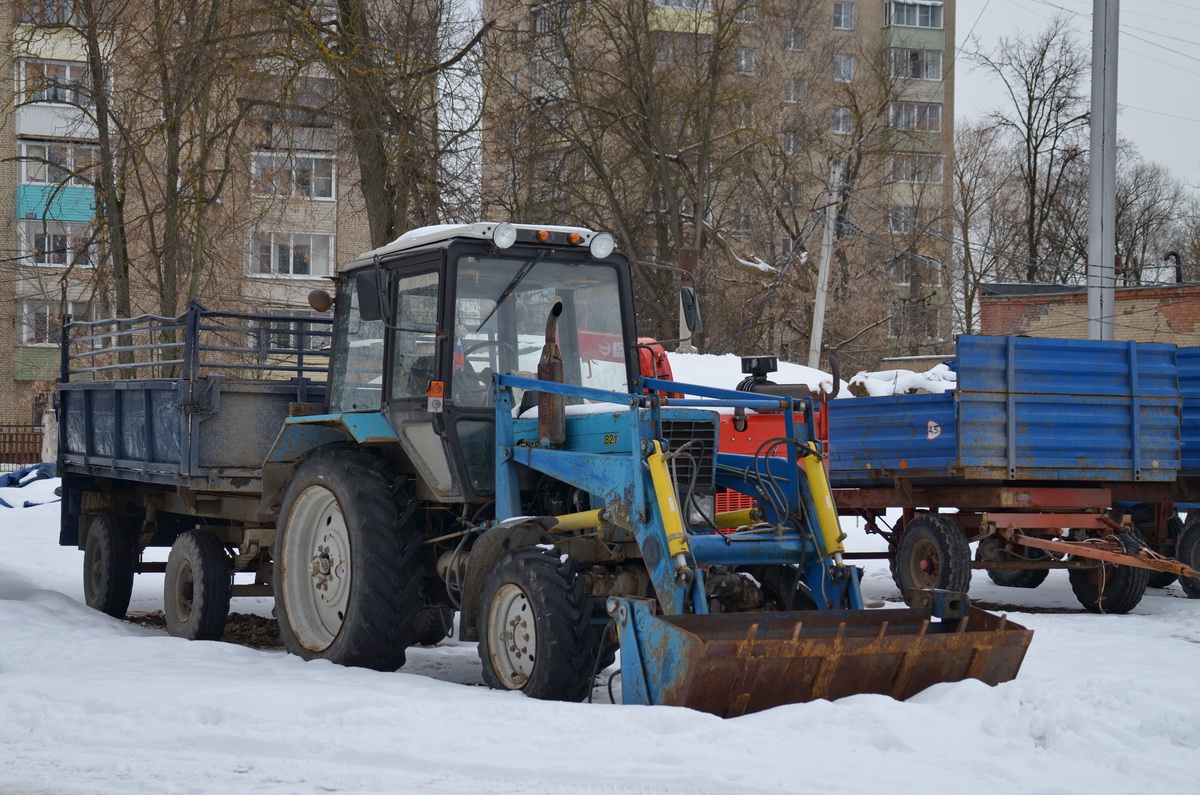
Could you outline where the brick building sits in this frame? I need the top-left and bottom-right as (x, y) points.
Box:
(979, 283), (1200, 345)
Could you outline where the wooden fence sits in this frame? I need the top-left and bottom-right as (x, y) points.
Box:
(0, 425), (45, 466)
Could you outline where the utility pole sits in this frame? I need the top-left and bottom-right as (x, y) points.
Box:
(808, 160), (843, 369)
(1087, 0), (1118, 341)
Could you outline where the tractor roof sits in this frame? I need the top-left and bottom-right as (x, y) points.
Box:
(357, 222), (604, 261)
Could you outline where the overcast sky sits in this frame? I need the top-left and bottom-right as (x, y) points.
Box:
(953, 0), (1200, 188)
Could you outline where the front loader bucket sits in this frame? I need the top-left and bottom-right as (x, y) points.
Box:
(608, 597), (1032, 718)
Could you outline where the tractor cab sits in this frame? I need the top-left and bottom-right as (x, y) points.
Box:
(323, 223), (636, 503)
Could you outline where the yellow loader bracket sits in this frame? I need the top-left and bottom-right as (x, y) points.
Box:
(608, 591), (1033, 717)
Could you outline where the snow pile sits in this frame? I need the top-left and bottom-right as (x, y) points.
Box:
(4, 483), (1200, 793)
(849, 363), (958, 396)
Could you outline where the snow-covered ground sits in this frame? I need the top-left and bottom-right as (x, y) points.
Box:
(4, 477), (1199, 794)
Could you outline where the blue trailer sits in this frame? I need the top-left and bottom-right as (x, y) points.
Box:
(825, 335), (1198, 613)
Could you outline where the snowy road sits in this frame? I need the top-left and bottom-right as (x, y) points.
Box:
(3, 478), (1199, 794)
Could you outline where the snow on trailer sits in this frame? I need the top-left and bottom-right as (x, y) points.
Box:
(824, 335), (1200, 614)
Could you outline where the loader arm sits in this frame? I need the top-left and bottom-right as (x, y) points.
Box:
(491, 372), (1033, 716)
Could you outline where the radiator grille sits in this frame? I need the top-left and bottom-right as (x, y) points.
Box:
(661, 419), (718, 495)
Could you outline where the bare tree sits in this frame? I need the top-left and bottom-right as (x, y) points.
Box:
(275, 0), (491, 248)
(971, 15), (1088, 283)
(951, 120), (1025, 332)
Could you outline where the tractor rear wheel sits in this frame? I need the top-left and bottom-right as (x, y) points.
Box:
(478, 546), (595, 702)
(82, 513), (135, 618)
(276, 446), (423, 670)
(164, 529), (231, 641)
(1176, 517), (1200, 599)
(895, 515), (972, 597)
(1068, 539), (1149, 614)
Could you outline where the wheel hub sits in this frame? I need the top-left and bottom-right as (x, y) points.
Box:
(488, 583), (536, 689)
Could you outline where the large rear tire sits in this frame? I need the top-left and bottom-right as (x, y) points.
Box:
(275, 446), (424, 670)
(1176, 517), (1200, 599)
(82, 514), (135, 618)
(477, 546), (595, 702)
(164, 529), (231, 641)
(895, 515), (972, 596)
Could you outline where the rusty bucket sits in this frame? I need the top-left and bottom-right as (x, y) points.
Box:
(608, 595), (1033, 718)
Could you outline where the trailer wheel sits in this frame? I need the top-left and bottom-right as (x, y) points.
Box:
(1068, 540), (1149, 614)
(412, 606), (455, 646)
(1176, 517), (1200, 599)
(164, 530), (231, 641)
(895, 515), (972, 596)
(276, 447), (423, 670)
(1145, 516), (1183, 589)
(978, 537), (1050, 589)
(82, 514), (135, 618)
(478, 546), (595, 702)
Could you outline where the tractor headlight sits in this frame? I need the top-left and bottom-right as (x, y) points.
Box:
(589, 232), (615, 259)
(492, 223), (517, 250)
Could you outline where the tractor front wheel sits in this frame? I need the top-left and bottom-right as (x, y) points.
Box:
(478, 546), (595, 702)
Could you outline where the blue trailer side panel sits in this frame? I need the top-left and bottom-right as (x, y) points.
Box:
(1178, 346), (1200, 475)
(828, 336), (1180, 486)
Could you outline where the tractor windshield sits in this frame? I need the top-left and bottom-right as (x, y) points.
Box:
(452, 253), (629, 407)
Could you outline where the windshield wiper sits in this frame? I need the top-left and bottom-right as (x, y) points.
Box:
(474, 249), (547, 333)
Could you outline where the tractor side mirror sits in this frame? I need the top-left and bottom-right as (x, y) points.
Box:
(355, 270), (386, 322)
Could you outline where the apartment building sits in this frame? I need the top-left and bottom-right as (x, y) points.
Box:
(480, 0), (955, 363)
(1, 2), (372, 427)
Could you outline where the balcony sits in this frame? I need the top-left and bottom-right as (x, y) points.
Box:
(15, 103), (97, 140)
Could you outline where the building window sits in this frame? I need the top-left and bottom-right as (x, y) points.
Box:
(656, 0), (711, 9)
(20, 59), (91, 105)
(889, 153), (944, 184)
(832, 107), (853, 135)
(892, 48), (942, 81)
(886, 1), (943, 29)
(783, 182), (803, 206)
(734, 47), (756, 75)
(889, 205), (919, 233)
(20, 220), (94, 267)
(783, 80), (804, 103)
(251, 153), (335, 199)
(735, 3), (755, 23)
(833, 54), (854, 83)
(21, 141), (97, 186)
(531, 3), (570, 34)
(891, 101), (942, 132)
(21, 299), (101, 345)
(249, 231), (333, 277)
(784, 131), (803, 155)
(784, 27), (804, 51)
(17, 1), (80, 26)
(730, 206), (753, 236)
(833, 3), (854, 30)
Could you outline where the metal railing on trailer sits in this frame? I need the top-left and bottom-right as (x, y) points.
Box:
(60, 300), (332, 388)
(57, 302), (333, 494)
